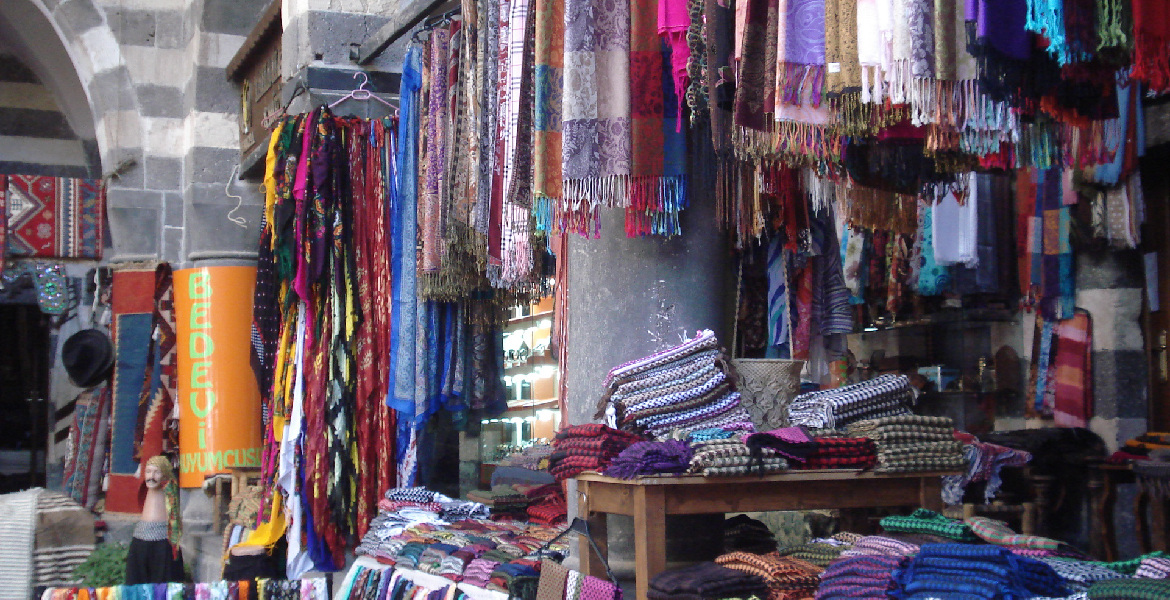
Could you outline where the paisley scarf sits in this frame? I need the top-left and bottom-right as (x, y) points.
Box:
(531, 0), (563, 230)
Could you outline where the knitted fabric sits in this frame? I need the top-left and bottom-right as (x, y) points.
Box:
(840, 535), (921, 557)
(881, 509), (979, 542)
(1101, 553), (1170, 576)
(647, 560), (771, 600)
(1087, 578), (1170, 600)
(745, 427), (818, 462)
(816, 554), (905, 600)
(1135, 557), (1170, 579)
(1033, 557), (1126, 592)
(603, 440), (693, 478)
(892, 543), (1070, 600)
(716, 551), (823, 591)
(787, 374), (919, 430)
(966, 516), (1069, 551)
(725, 515), (780, 555)
(777, 542), (847, 567)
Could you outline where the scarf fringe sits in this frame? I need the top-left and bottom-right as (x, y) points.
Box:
(1134, 33), (1170, 93)
(777, 63), (826, 108)
(626, 175), (688, 237)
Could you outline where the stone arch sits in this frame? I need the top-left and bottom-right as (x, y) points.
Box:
(3, 0), (144, 175)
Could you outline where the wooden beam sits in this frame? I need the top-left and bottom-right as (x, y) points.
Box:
(352, 0), (449, 65)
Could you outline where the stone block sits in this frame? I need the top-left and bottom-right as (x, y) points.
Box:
(185, 146), (242, 185)
(106, 187), (162, 208)
(1091, 349), (1148, 419)
(194, 66), (238, 114)
(162, 225), (183, 263)
(55, 0), (104, 34)
(1077, 288), (1145, 351)
(200, 0), (268, 36)
(145, 155), (183, 190)
(79, 26), (124, 74)
(142, 117), (187, 157)
(87, 66), (138, 118)
(190, 111), (240, 149)
(307, 10), (392, 66)
(185, 180), (262, 207)
(198, 33), (247, 70)
(122, 46), (191, 88)
(163, 191), (184, 227)
(183, 201), (263, 256)
(1077, 248), (1145, 290)
(106, 205), (160, 257)
(104, 151), (144, 188)
(137, 84), (185, 118)
(94, 116), (144, 168)
(0, 108), (77, 139)
(81, 139), (101, 173)
(154, 10), (187, 49)
(106, 8), (156, 46)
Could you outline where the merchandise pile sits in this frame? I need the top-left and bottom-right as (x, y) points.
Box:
(646, 562), (770, 600)
(497, 444), (555, 471)
(466, 486), (532, 521)
(724, 515), (779, 555)
(787, 374), (917, 430)
(942, 431), (1033, 505)
(523, 484), (568, 526)
(791, 436), (878, 470)
(547, 424), (645, 482)
(602, 330), (754, 439)
(848, 414), (967, 472)
(891, 544), (1070, 599)
(689, 436), (788, 476)
(716, 551), (824, 599)
(880, 509), (980, 542)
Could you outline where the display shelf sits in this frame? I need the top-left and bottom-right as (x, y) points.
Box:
(853, 307), (1018, 333)
(504, 354), (557, 373)
(506, 310), (554, 326)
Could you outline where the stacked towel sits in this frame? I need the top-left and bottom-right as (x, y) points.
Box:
(787, 374), (917, 430)
(715, 551), (823, 600)
(647, 561), (770, 600)
(816, 554), (906, 600)
(548, 424), (645, 482)
(604, 330), (755, 439)
(839, 535), (921, 557)
(881, 509), (979, 542)
(792, 436), (878, 470)
(603, 440), (694, 479)
(724, 515), (779, 555)
(1136, 556), (1170, 579)
(848, 415), (967, 473)
(1087, 578), (1170, 599)
(891, 543), (1070, 599)
(689, 437), (788, 476)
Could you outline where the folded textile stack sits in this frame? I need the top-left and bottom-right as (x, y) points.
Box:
(1086, 578), (1170, 599)
(647, 561), (770, 600)
(724, 515), (779, 555)
(1099, 552), (1170, 576)
(881, 509), (979, 542)
(816, 554), (906, 600)
(847, 415), (966, 472)
(787, 374), (917, 430)
(1033, 557), (1127, 593)
(777, 540), (849, 567)
(603, 330), (754, 439)
(462, 558), (500, 587)
(745, 427), (818, 463)
(839, 535), (921, 557)
(891, 544), (1070, 599)
(603, 440), (693, 479)
(967, 516), (1080, 557)
(943, 431), (1033, 504)
(689, 437), (788, 476)
(526, 494), (567, 526)
(466, 486), (531, 516)
(715, 551), (823, 600)
(548, 424), (646, 482)
(486, 559), (541, 594)
(1135, 556), (1170, 579)
(792, 436), (877, 470)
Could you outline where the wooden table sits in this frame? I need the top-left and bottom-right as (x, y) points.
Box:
(575, 470), (958, 600)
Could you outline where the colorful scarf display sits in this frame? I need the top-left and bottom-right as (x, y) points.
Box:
(3, 175), (104, 260)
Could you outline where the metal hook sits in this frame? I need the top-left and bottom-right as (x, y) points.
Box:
(353, 71), (370, 91)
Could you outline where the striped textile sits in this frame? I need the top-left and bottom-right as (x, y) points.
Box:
(0, 488), (39, 600)
(966, 516), (1068, 551)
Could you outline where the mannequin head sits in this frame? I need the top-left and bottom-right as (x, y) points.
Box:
(144, 463), (163, 489)
(144, 455), (174, 490)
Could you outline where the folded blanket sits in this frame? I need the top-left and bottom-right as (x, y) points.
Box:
(648, 560), (770, 600)
(881, 509), (979, 542)
(1088, 578), (1170, 599)
(603, 440), (693, 479)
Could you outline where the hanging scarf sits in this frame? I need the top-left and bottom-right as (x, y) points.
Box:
(778, 0), (826, 107)
(421, 30), (451, 274)
(146, 455), (182, 559)
(1053, 310), (1092, 428)
(732, 0), (771, 130)
(561, 0), (632, 235)
(685, 0), (709, 126)
(823, 0), (861, 95)
(499, 0), (537, 284)
(531, 0), (564, 229)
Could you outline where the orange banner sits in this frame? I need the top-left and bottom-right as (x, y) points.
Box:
(175, 265), (263, 488)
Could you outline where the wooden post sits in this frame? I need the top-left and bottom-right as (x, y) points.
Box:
(633, 486), (666, 600)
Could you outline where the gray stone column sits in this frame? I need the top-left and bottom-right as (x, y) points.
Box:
(563, 183), (733, 573)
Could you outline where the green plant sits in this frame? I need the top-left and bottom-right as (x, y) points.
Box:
(73, 542), (128, 587)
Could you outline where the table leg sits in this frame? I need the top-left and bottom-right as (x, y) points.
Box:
(633, 486), (666, 600)
(1136, 488), (1152, 554)
(1154, 495), (1168, 552)
(920, 476), (943, 512)
(577, 480), (609, 580)
(1094, 471), (1118, 561)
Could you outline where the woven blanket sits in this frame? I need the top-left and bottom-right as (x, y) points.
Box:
(610, 350), (721, 400)
(1087, 578), (1170, 600)
(0, 489), (38, 600)
(840, 535), (921, 557)
(3, 175), (104, 259)
(893, 543), (1070, 599)
(606, 330), (719, 387)
(848, 414), (954, 434)
(776, 542), (845, 567)
(877, 440), (965, 457)
(648, 561), (771, 600)
(793, 455), (876, 470)
(787, 374), (918, 430)
(876, 454), (967, 472)
(1033, 557), (1126, 591)
(717, 551), (822, 589)
(32, 491), (94, 589)
(967, 517), (1069, 551)
(603, 440), (693, 478)
(1135, 556), (1170, 579)
(881, 509), (978, 542)
(555, 423), (646, 443)
(817, 555), (904, 600)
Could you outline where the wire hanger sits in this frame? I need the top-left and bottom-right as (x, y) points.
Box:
(330, 71), (396, 109)
(411, 8), (461, 44)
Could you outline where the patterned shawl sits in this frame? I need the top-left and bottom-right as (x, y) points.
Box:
(421, 29), (452, 274)
(823, 0), (861, 95)
(561, 0), (632, 235)
(1132, 2), (1170, 93)
(531, 0), (563, 230)
(778, 0), (825, 106)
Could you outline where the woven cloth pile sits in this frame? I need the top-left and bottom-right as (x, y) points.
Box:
(602, 440), (693, 479)
(786, 374), (918, 430)
(967, 516), (1083, 558)
(816, 554), (906, 600)
(689, 436), (788, 476)
(715, 551), (823, 600)
(523, 484), (567, 526)
(792, 436), (878, 470)
(891, 543), (1070, 599)
(881, 509), (979, 542)
(1135, 556), (1170, 579)
(1086, 578), (1170, 599)
(847, 414), (967, 472)
(840, 535), (922, 558)
(603, 330), (754, 439)
(1032, 557), (1127, 593)
(547, 424), (645, 482)
(647, 561), (770, 600)
(466, 486), (531, 521)
(777, 539), (851, 567)
(724, 515), (779, 555)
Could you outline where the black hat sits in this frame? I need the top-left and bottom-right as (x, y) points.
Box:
(62, 329), (114, 388)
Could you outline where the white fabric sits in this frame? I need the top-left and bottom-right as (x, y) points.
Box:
(0, 488), (40, 600)
(931, 175), (979, 267)
(279, 304), (313, 579)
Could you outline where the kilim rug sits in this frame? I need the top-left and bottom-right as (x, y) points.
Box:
(3, 174), (104, 259)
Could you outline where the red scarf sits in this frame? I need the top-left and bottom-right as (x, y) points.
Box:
(1132, 0), (1170, 93)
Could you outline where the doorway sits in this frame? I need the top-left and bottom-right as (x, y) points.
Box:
(0, 304), (51, 493)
